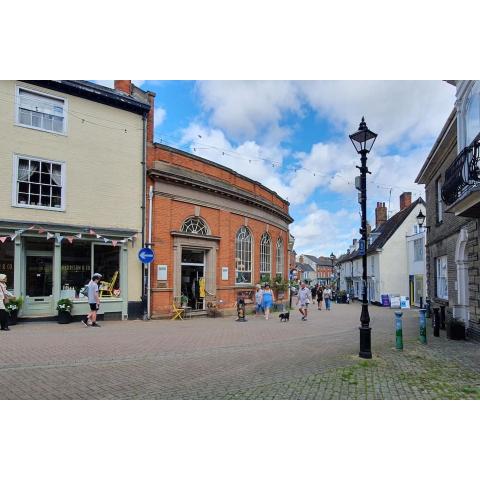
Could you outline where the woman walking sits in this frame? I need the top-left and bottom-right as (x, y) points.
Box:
(317, 286), (323, 310)
(0, 273), (14, 331)
(324, 285), (332, 311)
(261, 283), (275, 320)
(255, 284), (264, 315)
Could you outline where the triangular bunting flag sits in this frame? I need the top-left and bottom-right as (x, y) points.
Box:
(57, 235), (64, 243)
(17, 229), (25, 235)
(0, 236), (7, 243)
(46, 232), (55, 240)
(10, 234), (17, 241)
(38, 227), (46, 234)
(27, 225), (36, 230)
(103, 237), (109, 243)
(75, 233), (82, 239)
(112, 240), (118, 247)
(89, 229), (96, 235)
(96, 234), (102, 239)
(66, 236), (74, 244)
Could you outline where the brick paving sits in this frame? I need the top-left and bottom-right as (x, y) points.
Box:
(1, 303), (479, 399)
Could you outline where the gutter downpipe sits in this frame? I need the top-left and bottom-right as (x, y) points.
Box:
(142, 112), (147, 320)
(147, 185), (153, 320)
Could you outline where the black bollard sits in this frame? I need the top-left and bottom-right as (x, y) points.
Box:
(433, 307), (440, 337)
(420, 296), (423, 309)
(440, 305), (446, 330)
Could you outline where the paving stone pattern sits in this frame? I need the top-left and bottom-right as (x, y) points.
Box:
(1, 303), (479, 399)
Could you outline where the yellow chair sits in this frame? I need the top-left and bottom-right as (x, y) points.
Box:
(172, 303), (184, 320)
(99, 271), (119, 298)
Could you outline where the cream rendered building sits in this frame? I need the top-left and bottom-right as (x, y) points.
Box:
(0, 80), (150, 319)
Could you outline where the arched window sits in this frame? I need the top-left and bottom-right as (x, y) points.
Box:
(259, 233), (271, 281)
(276, 237), (284, 279)
(466, 90), (480, 147)
(181, 217), (209, 235)
(235, 226), (252, 284)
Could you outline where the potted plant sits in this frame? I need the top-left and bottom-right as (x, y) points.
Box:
(6, 296), (23, 325)
(336, 290), (349, 304)
(57, 298), (74, 324)
(180, 294), (189, 308)
(446, 318), (465, 340)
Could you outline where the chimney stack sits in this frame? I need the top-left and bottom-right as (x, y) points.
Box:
(375, 202), (387, 228)
(400, 192), (412, 211)
(299, 255), (304, 264)
(114, 80), (132, 95)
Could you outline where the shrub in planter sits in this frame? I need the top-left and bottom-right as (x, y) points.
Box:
(446, 318), (465, 341)
(6, 296), (24, 325)
(57, 298), (74, 324)
(336, 290), (348, 304)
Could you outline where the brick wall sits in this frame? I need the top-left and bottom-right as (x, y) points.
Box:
(423, 120), (480, 339)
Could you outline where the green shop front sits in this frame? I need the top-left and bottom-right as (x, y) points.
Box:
(0, 222), (136, 320)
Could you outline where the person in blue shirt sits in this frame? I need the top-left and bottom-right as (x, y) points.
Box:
(261, 283), (275, 320)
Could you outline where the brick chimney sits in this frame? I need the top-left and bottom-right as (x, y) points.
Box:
(375, 202), (387, 228)
(400, 192), (412, 211)
(114, 80), (132, 95)
(299, 255), (304, 264)
(366, 222), (372, 237)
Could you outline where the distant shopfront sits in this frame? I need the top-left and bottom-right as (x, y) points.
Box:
(0, 222), (138, 319)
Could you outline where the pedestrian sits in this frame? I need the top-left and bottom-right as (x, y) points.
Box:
(324, 285), (332, 311)
(255, 284), (264, 315)
(83, 273), (102, 327)
(317, 285), (323, 310)
(0, 273), (14, 331)
(261, 283), (275, 320)
(296, 282), (312, 321)
(311, 283), (318, 299)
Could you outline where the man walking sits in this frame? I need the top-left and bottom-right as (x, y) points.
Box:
(83, 273), (102, 327)
(296, 282), (312, 321)
(324, 285), (332, 311)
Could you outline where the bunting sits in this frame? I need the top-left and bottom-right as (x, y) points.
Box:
(0, 224), (139, 246)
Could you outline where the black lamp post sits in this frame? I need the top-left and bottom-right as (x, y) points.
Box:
(416, 209), (429, 311)
(330, 252), (335, 287)
(349, 117), (377, 359)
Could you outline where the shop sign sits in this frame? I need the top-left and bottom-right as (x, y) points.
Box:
(221, 267), (228, 281)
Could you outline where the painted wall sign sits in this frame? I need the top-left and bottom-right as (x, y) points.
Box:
(157, 265), (167, 281)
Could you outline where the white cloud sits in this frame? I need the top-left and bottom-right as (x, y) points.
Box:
(154, 106), (166, 127)
(196, 81), (302, 142)
(290, 205), (358, 256)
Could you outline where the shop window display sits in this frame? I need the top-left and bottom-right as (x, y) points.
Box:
(94, 245), (120, 296)
(61, 242), (91, 298)
(0, 240), (14, 289)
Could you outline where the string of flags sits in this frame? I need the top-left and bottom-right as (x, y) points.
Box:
(0, 225), (138, 246)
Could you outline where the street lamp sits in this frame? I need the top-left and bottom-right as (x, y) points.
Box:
(330, 252), (335, 287)
(416, 210), (430, 231)
(349, 116), (377, 359)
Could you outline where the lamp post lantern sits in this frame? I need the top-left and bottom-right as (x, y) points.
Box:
(349, 117), (377, 359)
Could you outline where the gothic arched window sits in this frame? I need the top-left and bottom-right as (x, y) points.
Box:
(181, 217), (209, 235)
(235, 226), (252, 284)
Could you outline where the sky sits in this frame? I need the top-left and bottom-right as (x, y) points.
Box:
(97, 80), (455, 258)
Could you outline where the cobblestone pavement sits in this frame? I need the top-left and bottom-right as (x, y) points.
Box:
(1, 303), (479, 399)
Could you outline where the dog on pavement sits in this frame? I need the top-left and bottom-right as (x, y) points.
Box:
(279, 311), (290, 322)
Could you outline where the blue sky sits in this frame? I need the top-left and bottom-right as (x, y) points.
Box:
(99, 80), (455, 257)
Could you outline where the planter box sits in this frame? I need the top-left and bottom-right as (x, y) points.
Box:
(447, 322), (465, 340)
(8, 310), (18, 326)
(57, 311), (72, 324)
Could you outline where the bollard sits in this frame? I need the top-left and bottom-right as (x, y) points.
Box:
(433, 307), (440, 337)
(420, 296), (423, 309)
(419, 309), (427, 344)
(440, 305), (446, 330)
(395, 311), (403, 350)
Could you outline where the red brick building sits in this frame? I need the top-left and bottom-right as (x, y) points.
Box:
(141, 87), (293, 317)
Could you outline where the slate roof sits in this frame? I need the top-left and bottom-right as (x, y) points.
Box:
(296, 263), (315, 272)
(303, 254), (320, 264)
(337, 197), (425, 263)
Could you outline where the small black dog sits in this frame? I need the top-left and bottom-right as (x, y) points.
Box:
(279, 311), (290, 322)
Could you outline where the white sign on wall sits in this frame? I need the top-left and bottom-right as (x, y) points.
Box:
(157, 265), (168, 281)
(222, 267), (228, 281)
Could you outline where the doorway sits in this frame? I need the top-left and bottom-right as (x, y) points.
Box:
(23, 238), (54, 316)
(181, 248), (205, 310)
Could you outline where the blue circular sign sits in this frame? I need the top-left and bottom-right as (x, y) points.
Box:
(138, 247), (155, 264)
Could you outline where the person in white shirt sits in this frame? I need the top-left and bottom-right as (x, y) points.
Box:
(83, 273), (102, 327)
(0, 273), (14, 331)
(255, 284), (264, 315)
(296, 282), (312, 321)
(323, 286), (332, 311)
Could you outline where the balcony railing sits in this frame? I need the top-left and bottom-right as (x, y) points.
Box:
(442, 133), (480, 205)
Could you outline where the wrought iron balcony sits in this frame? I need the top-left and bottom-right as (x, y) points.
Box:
(442, 133), (480, 205)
